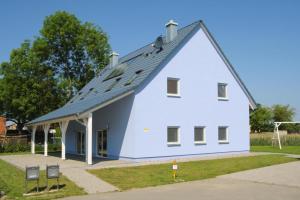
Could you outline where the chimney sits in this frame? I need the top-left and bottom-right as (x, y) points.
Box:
(109, 51), (119, 68)
(165, 19), (178, 43)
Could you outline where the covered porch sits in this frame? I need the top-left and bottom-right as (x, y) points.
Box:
(29, 112), (95, 164)
(27, 91), (134, 165)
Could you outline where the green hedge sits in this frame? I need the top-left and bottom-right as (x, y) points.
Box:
(0, 143), (61, 153)
(251, 133), (300, 146)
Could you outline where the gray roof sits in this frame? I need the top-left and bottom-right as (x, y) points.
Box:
(28, 20), (256, 125)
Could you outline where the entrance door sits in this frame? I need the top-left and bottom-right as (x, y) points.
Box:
(76, 132), (85, 155)
(97, 129), (107, 157)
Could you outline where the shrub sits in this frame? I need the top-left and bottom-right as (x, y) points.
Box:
(0, 140), (61, 153)
(0, 143), (30, 153)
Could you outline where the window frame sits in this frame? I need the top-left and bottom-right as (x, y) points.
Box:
(194, 126), (206, 144)
(167, 77), (180, 97)
(167, 126), (180, 146)
(218, 126), (229, 144)
(217, 83), (228, 100)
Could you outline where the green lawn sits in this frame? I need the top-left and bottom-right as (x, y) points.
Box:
(88, 154), (296, 190)
(251, 146), (300, 155)
(0, 159), (86, 200)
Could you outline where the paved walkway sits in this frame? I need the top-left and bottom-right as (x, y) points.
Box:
(0, 154), (120, 194)
(62, 161), (300, 200)
(61, 167), (117, 193)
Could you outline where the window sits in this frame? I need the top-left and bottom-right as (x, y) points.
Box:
(218, 83), (228, 99)
(218, 126), (228, 143)
(106, 78), (121, 92)
(167, 78), (180, 96)
(194, 127), (206, 144)
(167, 127), (180, 145)
(103, 63), (127, 81)
(80, 88), (94, 100)
(124, 70), (143, 86)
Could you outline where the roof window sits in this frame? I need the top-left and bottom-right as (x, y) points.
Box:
(106, 78), (121, 92)
(103, 63), (127, 81)
(79, 88), (94, 100)
(124, 70), (143, 86)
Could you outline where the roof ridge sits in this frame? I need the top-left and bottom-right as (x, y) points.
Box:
(107, 20), (202, 66)
(121, 20), (201, 59)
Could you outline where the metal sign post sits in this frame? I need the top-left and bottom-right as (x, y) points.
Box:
(172, 160), (178, 181)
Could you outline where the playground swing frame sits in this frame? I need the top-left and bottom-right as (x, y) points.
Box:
(273, 121), (300, 149)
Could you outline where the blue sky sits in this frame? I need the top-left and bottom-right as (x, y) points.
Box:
(1, 0), (300, 119)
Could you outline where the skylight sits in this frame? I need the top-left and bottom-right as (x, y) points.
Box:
(106, 78), (121, 92)
(103, 63), (128, 81)
(79, 88), (94, 100)
(124, 70), (143, 86)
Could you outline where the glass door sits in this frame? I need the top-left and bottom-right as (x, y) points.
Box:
(97, 129), (107, 157)
(76, 131), (85, 155)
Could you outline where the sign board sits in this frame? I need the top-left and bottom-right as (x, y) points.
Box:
(47, 165), (59, 179)
(26, 166), (40, 180)
(172, 164), (178, 170)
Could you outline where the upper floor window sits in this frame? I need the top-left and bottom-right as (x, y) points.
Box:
(167, 78), (180, 97)
(218, 83), (228, 100)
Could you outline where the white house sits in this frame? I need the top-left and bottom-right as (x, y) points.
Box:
(28, 20), (256, 164)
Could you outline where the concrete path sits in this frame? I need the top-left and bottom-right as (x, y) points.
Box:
(0, 154), (119, 194)
(62, 161), (300, 200)
(61, 167), (118, 193)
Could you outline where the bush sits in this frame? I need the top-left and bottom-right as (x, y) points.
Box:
(0, 143), (30, 153)
(0, 139), (61, 153)
(251, 133), (300, 146)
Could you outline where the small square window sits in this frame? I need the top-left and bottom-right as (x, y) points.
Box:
(218, 83), (228, 99)
(167, 78), (180, 96)
(218, 126), (229, 143)
(167, 127), (180, 145)
(194, 127), (206, 144)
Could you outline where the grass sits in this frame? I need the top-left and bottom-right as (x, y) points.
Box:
(251, 146), (300, 155)
(88, 154), (297, 190)
(0, 159), (86, 200)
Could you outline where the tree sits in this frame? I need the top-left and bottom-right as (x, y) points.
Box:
(272, 104), (295, 131)
(0, 41), (62, 132)
(272, 104), (295, 122)
(33, 11), (110, 101)
(250, 104), (273, 132)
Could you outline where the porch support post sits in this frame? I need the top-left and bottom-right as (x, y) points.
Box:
(59, 120), (69, 160)
(31, 126), (37, 154)
(43, 124), (50, 156)
(85, 113), (93, 165)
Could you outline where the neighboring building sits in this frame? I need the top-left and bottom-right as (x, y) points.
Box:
(0, 117), (6, 136)
(6, 121), (17, 131)
(28, 20), (256, 164)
